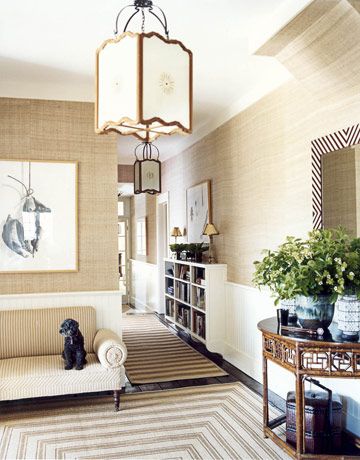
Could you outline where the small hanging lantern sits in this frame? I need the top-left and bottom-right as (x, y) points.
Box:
(95, 0), (193, 142)
(134, 142), (161, 194)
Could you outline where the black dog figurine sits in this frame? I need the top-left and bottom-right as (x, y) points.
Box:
(59, 318), (87, 370)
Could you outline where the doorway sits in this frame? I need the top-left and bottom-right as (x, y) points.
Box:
(118, 196), (131, 305)
(157, 192), (169, 314)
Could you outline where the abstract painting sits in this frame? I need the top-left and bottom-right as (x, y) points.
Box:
(186, 180), (211, 243)
(0, 160), (78, 272)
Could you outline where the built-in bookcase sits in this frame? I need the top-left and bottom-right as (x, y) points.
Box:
(164, 258), (227, 353)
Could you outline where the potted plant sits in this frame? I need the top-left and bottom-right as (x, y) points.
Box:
(253, 236), (304, 322)
(254, 229), (357, 330)
(336, 236), (360, 337)
(169, 243), (187, 260)
(185, 243), (209, 263)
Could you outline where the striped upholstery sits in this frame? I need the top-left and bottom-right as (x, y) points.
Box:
(94, 328), (128, 369)
(0, 354), (124, 401)
(0, 307), (97, 359)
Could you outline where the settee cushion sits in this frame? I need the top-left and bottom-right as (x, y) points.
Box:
(0, 307), (96, 359)
(0, 354), (123, 401)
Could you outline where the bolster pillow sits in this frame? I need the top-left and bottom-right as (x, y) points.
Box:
(93, 329), (127, 369)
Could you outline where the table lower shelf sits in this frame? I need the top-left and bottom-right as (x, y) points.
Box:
(265, 421), (359, 459)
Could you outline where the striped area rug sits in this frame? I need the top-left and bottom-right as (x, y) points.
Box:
(122, 314), (227, 384)
(0, 383), (289, 460)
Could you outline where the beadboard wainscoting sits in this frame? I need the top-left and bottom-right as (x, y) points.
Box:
(223, 281), (360, 437)
(130, 259), (158, 311)
(0, 290), (123, 336)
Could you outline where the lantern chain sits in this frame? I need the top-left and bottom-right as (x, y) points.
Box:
(141, 8), (145, 33)
(114, 1), (169, 39)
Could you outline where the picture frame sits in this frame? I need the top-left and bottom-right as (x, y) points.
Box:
(0, 159), (78, 273)
(186, 180), (212, 243)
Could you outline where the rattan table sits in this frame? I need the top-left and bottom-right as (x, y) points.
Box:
(258, 317), (360, 459)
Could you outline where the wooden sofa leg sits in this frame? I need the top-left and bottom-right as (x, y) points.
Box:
(114, 390), (120, 411)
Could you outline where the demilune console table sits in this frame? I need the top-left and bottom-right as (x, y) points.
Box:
(257, 317), (360, 459)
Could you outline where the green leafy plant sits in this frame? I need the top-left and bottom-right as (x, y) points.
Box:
(169, 243), (187, 254)
(253, 228), (360, 305)
(186, 243), (209, 254)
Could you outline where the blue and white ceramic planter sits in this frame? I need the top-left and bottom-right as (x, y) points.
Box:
(296, 295), (335, 330)
(336, 294), (360, 337)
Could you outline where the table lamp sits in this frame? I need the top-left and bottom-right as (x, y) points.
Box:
(202, 223), (219, 264)
(170, 227), (182, 243)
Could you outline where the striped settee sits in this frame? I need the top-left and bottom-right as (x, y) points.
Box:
(0, 306), (127, 410)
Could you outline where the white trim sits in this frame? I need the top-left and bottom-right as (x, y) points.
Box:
(157, 191), (169, 205)
(0, 290), (121, 300)
(129, 259), (157, 268)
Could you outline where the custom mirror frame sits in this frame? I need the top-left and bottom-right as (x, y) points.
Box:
(311, 123), (360, 229)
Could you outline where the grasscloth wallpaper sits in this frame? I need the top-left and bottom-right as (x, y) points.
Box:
(162, 0), (360, 286)
(163, 77), (360, 285)
(0, 98), (119, 294)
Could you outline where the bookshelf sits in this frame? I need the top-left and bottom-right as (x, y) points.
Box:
(164, 258), (227, 354)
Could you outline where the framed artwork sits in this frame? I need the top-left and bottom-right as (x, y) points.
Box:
(186, 180), (212, 243)
(0, 159), (78, 273)
(136, 217), (147, 256)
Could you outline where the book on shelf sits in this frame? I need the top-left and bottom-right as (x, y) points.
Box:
(166, 300), (174, 317)
(195, 287), (205, 309)
(179, 265), (190, 281)
(178, 283), (190, 303)
(177, 305), (190, 328)
(167, 285), (174, 296)
(195, 313), (205, 338)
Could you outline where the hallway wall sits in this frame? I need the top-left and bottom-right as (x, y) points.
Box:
(160, 0), (360, 436)
(0, 98), (119, 294)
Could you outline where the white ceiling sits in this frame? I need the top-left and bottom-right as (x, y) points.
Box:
(0, 0), (312, 164)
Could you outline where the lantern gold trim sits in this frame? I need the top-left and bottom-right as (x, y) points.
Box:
(95, 31), (193, 141)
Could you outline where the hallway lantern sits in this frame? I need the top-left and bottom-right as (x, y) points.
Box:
(134, 142), (161, 195)
(95, 0), (193, 142)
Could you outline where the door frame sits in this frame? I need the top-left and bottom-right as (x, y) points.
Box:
(156, 192), (169, 313)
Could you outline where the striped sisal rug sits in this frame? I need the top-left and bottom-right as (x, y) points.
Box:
(122, 314), (227, 384)
(0, 383), (289, 460)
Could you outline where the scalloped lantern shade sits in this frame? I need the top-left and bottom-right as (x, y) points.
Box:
(96, 31), (193, 142)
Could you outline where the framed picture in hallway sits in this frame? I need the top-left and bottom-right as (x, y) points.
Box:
(0, 159), (78, 273)
(186, 180), (212, 243)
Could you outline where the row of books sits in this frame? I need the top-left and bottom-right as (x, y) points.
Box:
(177, 306), (191, 329)
(165, 299), (175, 318)
(178, 265), (190, 281)
(177, 283), (190, 304)
(195, 287), (206, 309)
(194, 313), (205, 339)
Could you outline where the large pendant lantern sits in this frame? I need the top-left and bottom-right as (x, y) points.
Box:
(134, 142), (161, 194)
(95, 0), (193, 142)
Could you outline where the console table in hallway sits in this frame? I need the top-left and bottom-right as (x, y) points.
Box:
(258, 317), (360, 459)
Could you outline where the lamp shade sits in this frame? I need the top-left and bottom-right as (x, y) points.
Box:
(203, 223), (219, 237)
(96, 32), (193, 142)
(170, 227), (182, 237)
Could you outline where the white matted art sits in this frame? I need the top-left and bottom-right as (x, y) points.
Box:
(0, 160), (78, 273)
(186, 180), (212, 243)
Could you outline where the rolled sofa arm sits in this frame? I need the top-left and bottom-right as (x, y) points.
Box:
(93, 329), (127, 369)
